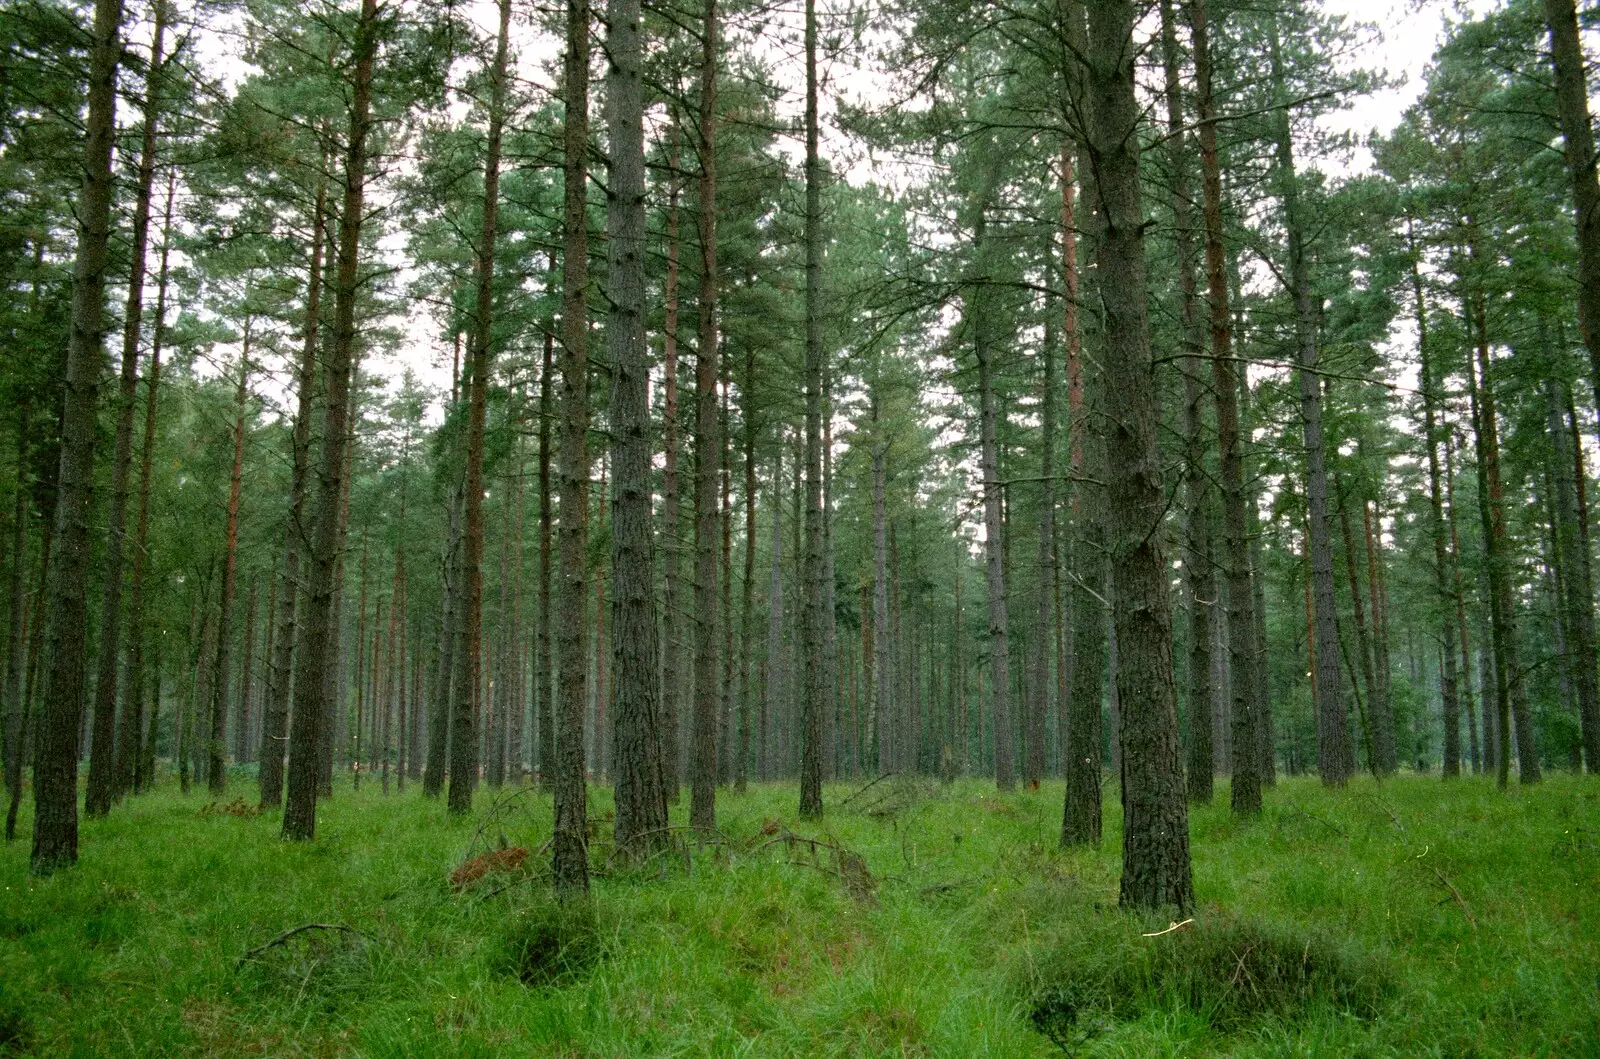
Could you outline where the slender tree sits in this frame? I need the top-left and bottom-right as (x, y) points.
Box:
(690, 0), (722, 832)
(552, 0), (594, 896)
(282, 0), (380, 841)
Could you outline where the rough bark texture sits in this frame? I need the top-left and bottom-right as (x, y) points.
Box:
(1265, 16), (1346, 786)
(798, 0), (825, 819)
(690, 0), (722, 832)
(87, 4), (165, 818)
(119, 176), (173, 798)
(1161, 0), (1214, 806)
(281, 0), (377, 841)
(1059, 101), (1104, 845)
(449, 0), (510, 816)
(1086, 0), (1193, 912)
(32, 0), (124, 873)
(537, 268), (555, 790)
(660, 125), (684, 800)
(607, 0), (668, 854)
(552, 0), (593, 896)
(261, 177), (326, 809)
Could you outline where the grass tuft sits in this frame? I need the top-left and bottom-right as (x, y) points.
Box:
(491, 898), (601, 987)
(1027, 913), (1390, 1049)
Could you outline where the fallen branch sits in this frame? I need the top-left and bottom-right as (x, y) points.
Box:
(236, 923), (367, 970)
(1430, 867), (1477, 930)
(839, 772), (896, 807)
(1284, 800), (1348, 837)
(1363, 795), (1407, 834)
(1142, 918), (1195, 938)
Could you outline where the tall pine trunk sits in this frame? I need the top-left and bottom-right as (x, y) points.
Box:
(537, 267), (555, 790)
(972, 184), (1014, 792)
(1161, 0), (1213, 805)
(608, 0), (668, 853)
(1414, 236), (1462, 777)
(209, 349), (250, 794)
(1266, 15), (1346, 786)
(87, 3), (165, 817)
(690, 0), (722, 831)
(32, 0), (124, 872)
(660, 123), (684, 801)
(1087, 0), (1193, 911)
(282, 0), (378, 840)
(262, 176), (327, 809)
(1465, 269), (1539, 786)
(449, 0), (511, 816)
(552, 0), (593, 895)
(798, 0), (825, 818)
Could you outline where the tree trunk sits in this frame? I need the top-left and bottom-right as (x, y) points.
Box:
(8, 509), (53, 843)
(737, 341), (756, 792)
(448, 0), (511, 815)
(607, 0), (668, 853)
(282, 0), (378, 840)
(660, 122), (684, 803)
(871, 404), (890, 775)
(1465, 264), (1539, 786)
(1161, 0), (1213, 806)
(1543, 0), (1600, 399)
(1207, 0), (1262, 814)
(1086, 0), (1193, 911)
(261, 174), (326, 809)
(32, 0), (125, 873)
(119, 176), (171, 796)
(690, 0), (722, 832)
(1265, 13), (1346, 786)
(1337, 474), (1380, 776)
(236, 579), (258, 764)
(209, 346), (250, 795)
(1413, 230), (1462, 777)
(1548, 375), (1600, 770)
(763, 445), (786, 783)
(537, 265), (555, 790)
(972, 187), (1014, 792)
(1361, 486), (1397, 774)
(1060, 82), (1104, 845)
(86, 3), (165, 818)
(798, 0), (825, 818)
(552, 0), (593, 896)
(2, 401), (29, 823)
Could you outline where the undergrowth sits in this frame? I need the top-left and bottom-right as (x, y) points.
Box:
(0, 771), (1596, 1056)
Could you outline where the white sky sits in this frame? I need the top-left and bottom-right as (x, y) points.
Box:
(176, 0), (1486, 424)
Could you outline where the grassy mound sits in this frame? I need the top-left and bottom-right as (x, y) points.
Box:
(492, 899), (601, 987)
(1027, 914), (1390, 1048)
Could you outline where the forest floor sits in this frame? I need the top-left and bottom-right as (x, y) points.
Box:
(1, 770), (1597, 1057)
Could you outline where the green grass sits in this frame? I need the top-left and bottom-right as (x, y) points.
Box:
(2, 770), (1598, 1056)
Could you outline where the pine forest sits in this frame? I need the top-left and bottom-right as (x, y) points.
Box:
(2, 0), (1599, 1052)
